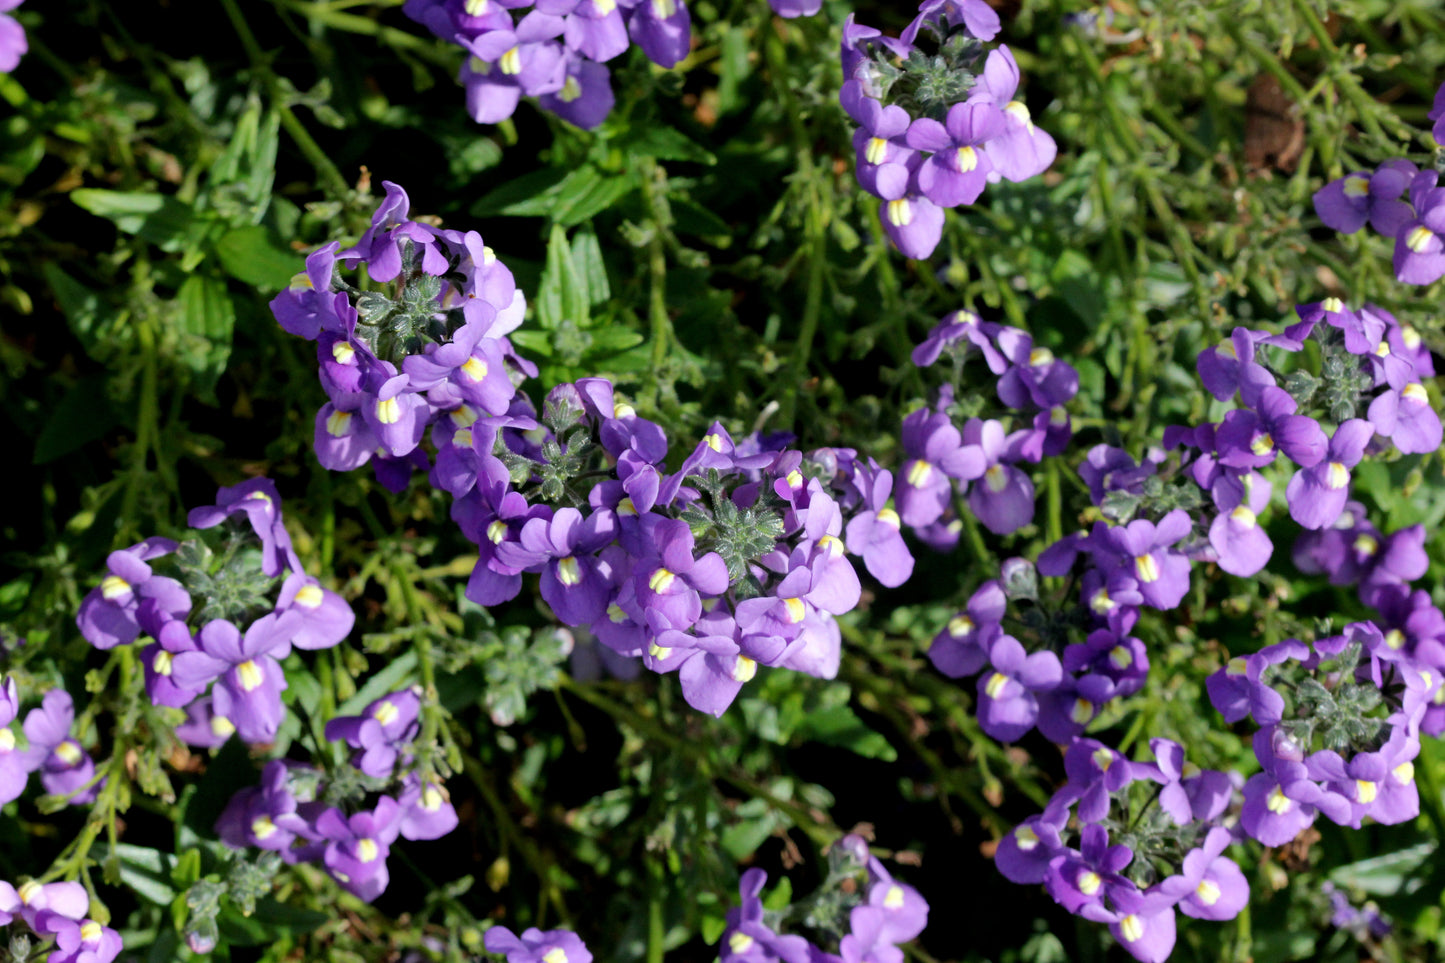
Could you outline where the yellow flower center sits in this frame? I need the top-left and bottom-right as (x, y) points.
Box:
(357, 838), (379, 863)
(0, 730), (12, 752)
(55, 741), (83, 765)
(461, 357), (488, 381)
(906, 459), (933, 487)
(451, 405), (480, 428)
(1229, 505), (1257, 529)
(152, 650), (173, 676)
(558, 76), (582, 103)
(1077, 871), (1101, 896)
(1353, 533), (1378, 556)
(211, 715), (236, 737)
(326, 409), (352, 437)
(955, 145), (978, 172)
(1250, 432), (1274, 456)
(984, 672), (1009, 699)
(1014, 824), (1039, 851)
(1355, 780), (1378, 804)
(1092, 747), (1115, 771)
(295, 584), (324, 609)
(732, 656), (758, 682)
(543, 950), (569, 963)
(499, 47), (522, 75)
(704, 432), (724, 451)
(454, 428), (475, 450)
(252, 816), (277, 840)
(649, 568), (676, 593)
(984, 464), (1009, 493)
(332, 341), (356, 364)
(1134, 554), (1160, 583)
(1321, 296), (1345, 312)
(464, 0), (488, 13)
(101, 574), (131, 600)
(1393, 761), (1415, 785)
(876, 508), (901, 529)
(728, 934), (754, 955)
(373, 700), (399, 726)
(1029, 347), (1054, 367)
(948, 615), (975, 638)
(1070, 699), (1093, 724)
(1108, 645), (1132, 670)
(1403, 382), (1429, 405)
(783, 597), (806, 623)
(1342, 176), (1369, 198)
(375, 397), (402, 425)
(80, 922), (103, 943)
(1266, 785), (1292, 814)
(1120, 915), (1144, 943)
(865, 137), (889, 165)
(237, 661), (264, 692)
(556, 557), (581, 586)
(1326, 462), (1349, 489)
(1406, 224), (1435, 253)
(487, 520), (509, 544)
(883, 885), (905, 909)
(886, 199), (913, 227)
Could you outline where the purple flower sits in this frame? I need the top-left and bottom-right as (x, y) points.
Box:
(906, 101), (1005, 208)
(216, 760), (308, 855)
(895, 409), (984, 527)
(318, 797), (403, 901)
(1286, 419), (1373, 530)
(274, 572), (355, 650)
(994, 801), (1070, 884)
(1367, 381), (1442, 454)
(721, 870), (811, 963)
(927, 581), (1005, 677)
(878, 189), (945, 261)
(171, 616), (294, 744)
(39, 916), (123, 963)
(844, 462), (914, 588)
(496, 507), (618, 625)
(0, 879), (89, 930)
(1097, 510), (1193, 611)
(994, 329), (1079, 410)
(962, 419), (1035, 535)
(537, 56), (615, 129)
(325, 689), (423, 778)
(842, 81), (917, 201)
(1393, 191), (1445, 284)
(1207, 470), (1272, 577)
(901, 0), (1000, 43)
(1195, 327), (1274, 405)
(624, 0), (690, 68)
(965, 46), (1057, 183)
(23, 691), (100, 805)
(1215, 386), (1326, 470)
(484, 926), (593, 963)
(1170, 827), (1248, 921)
(75, 537), (190, 650)
(0, 678), (27, 804)
(398, 774), (460, 841)
(0, 0), (26, 74)
(976, 634), (1061, 742)
(187, 478), (302, 577)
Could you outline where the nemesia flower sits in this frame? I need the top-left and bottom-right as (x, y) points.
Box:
(484, 926), (593, 963)
(75, 537), (189, 650)
(23, 690), (101, 806)
(187, 478), (302, 578)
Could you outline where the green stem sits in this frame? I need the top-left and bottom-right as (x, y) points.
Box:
(221, 0), (352, 199)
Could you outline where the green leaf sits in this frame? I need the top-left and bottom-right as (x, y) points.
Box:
(72, 189), (198, 251)
(621, 127), (717, 166)
(96, 843), (178, 905)
(672, 199), (731, 241)
(42, 263), (122, 361)
(509, 330), (555, 357)
(214, 225), (301, 292)
(537, 225), (588, 328)
(1329, 842), (1436, 896)
(588, 326), (644, 354)
(33, 376), (115, 463)
(571, 227), (610, 305)
(796, 704), (897, 761)
(470, 165), (636, 226)
(175, 274), (236, 396)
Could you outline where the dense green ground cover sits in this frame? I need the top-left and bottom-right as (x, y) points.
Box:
(4, 1), (1445, 961)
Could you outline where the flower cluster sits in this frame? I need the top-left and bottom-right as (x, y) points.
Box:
(74, 479), (355, 747)
(1314, 81), (1445, 285)
(275, 183), (936, 717)
(903, 310), (1078, 544)
(841, 0), (1056, 259)
(0, 878), (122, 963)
(995, 739), (1242, 963)
(401, 0), (691, 130)
(720, 834), (928, 963)
(216, 690), (459, 903)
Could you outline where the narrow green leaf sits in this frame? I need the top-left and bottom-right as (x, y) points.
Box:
(41, 263), (122, 361)
(175, 274), (236, 395)
(571, 228), (610, 305)
(214, 225), (300, 292)
(72, 189), (197, 251)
